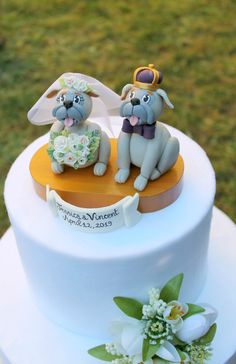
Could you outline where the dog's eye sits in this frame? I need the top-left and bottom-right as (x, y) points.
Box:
(74, 95), (81, 103)
(57, 94), (65, 103)
(129, 91), (135, 99)
(142, 94), (151, 103)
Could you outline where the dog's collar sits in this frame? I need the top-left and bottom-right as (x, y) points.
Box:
(122, 118), (156, 139)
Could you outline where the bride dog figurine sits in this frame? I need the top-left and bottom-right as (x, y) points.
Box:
(115, 64), (179, 191)
(27, 73), (121, 177)
(46, 76), (110, 176)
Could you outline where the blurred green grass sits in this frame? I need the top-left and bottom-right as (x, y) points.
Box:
(0, 0), (235, 236)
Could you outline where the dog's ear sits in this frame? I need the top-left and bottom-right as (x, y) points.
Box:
(121, 84), (133, 100)
(46, 89), (60, 98)
(156, 89), (174, 109)
(87, 91), (99, 98)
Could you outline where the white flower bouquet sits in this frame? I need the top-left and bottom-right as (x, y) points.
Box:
(47, 129), (100, 169)
(88, 274), (217, 364)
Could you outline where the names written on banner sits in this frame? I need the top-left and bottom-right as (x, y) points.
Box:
(46, 186), (142, 233)
(56, 202), (119, 230)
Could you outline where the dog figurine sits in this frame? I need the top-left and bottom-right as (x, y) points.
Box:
(115, 64), (179, 191)
(46, 76), (110, 176)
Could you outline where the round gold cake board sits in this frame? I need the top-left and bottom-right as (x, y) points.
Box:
(29, 139), (184, 213)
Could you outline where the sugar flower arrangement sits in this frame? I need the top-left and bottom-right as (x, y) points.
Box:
(59, 76), (94, 94)
(88, 274), (217, 364)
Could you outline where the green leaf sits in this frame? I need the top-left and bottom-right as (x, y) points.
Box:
(88, 344), (121, 362)
(160, 273), (184, 302)
(172, 335), (186, 346)
(113, 296), (143, 319)
(142, 338), (160, 361)
(176, 348), (187, 360)
(195, 323), (217, 344)
(184, 303), (205, 319)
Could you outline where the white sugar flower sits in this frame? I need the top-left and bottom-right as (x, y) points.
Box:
(77, 79), (91, 92)
(154, 340), (181, 362)
(78, 134), (90, 146)
(62, 76), (76, 89)
(175, 303), (217, 343)
(59, 76), (92, 93)
(64, 152), (78, 167)
(78, 156), (88, 165)
(142, 304), (156, 319)
(81, 147), (90, 157)
(54, 135), (68, 152)
(109, 319), (145, 357)
(53, 150), (64, 163)
(68, 133), (81, 152)
(149, 288), (160, 305)
(163, 301), (188, 332)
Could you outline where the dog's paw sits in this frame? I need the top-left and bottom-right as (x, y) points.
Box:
(134, 174), (148, 191)
(150, 168), (161, 181)
(51, 161), (64, 174)
(115, 168), (130, 183)
(94, 162), (107, 176)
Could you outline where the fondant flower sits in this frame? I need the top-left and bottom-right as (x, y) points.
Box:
(68, 133), (81, 152)
(64, 152), (78, 167)
(81, 148), (90, 159)
(59, 77), (92, 93)
(53, 150), (64, 163)
(77, 79), (91, 93)
(54, 135), (68, 153)
(175, 304), (217, 343)
(110, 319), (145, 357)
(149, 288), (161, 305)
(163, 301), (188, 331)
(78, 134), (90, 146)
(155, 340), (182, 362)
(78, 156), (87, 165)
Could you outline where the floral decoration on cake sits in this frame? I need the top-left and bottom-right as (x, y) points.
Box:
(59, 76), (94, 94)
(47, 129), (100, 169)
(88, 274), (217, 364)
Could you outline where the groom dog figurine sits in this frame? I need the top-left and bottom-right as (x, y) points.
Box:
(115, 64), (179, 191)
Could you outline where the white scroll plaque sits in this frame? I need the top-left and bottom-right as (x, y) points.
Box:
(46, 186), (142, 233)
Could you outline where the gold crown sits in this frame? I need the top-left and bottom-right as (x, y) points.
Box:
(133, 64), (162, 91)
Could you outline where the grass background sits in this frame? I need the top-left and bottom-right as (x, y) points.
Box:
(0, 0), (235, 236)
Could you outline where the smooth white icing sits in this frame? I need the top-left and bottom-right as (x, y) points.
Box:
(4, 118), (215, 337)
(1, 209), (236, 364)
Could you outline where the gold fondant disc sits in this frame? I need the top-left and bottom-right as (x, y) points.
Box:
(29, 139), (184, 213)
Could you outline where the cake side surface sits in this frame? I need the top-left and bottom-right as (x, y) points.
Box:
(4, 123), (215, 337)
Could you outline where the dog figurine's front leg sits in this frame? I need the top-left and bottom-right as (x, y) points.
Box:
(134, 141), (159, 191)
(115, 131), (131, 183)
(94, 131), (111, 176)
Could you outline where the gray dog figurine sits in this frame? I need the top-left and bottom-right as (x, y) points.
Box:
(115, 64), (179, 191)
(46, 76), (110, 176)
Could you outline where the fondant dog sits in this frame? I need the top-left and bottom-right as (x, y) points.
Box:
(115, 65), (179, 191)
(46, 77), (110, 176)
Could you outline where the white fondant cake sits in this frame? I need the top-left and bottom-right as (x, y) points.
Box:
(4, 118), (215, 340)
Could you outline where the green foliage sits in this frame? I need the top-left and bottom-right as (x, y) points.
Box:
(195, 323), (217, 344)
(142, 338), (160, 361)
(184, 303), (205, 319)
(88, 344), (121, 361)
(160, 273), (183, 302)
(113, 296), (143, 319)
(1, 0), (236, 236)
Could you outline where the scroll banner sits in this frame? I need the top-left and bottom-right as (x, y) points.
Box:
(46, 186), (142, 233)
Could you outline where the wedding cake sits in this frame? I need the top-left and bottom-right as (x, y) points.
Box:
(3, 69), (224, 364)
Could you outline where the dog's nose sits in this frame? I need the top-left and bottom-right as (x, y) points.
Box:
(131, 98), (140, 106)
(63, 100), (73, 109)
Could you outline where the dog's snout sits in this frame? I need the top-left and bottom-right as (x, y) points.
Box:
(63, 100), (73, 109)
(131, 98), (140, 106)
